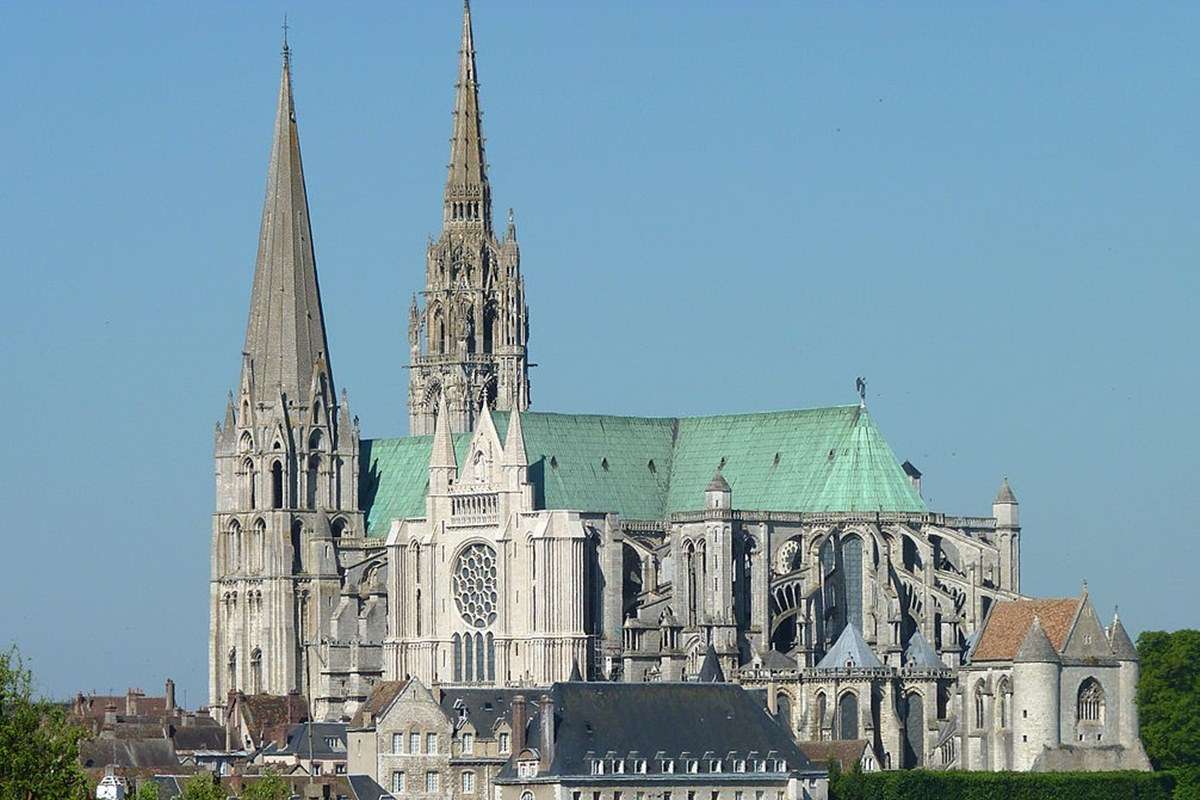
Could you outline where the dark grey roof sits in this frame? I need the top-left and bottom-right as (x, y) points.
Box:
(816, 624), (883, 669)
(697, 643), (726, 682)
(758, 649), (796, 670)
(439, 687), (535, 738)
(348, 774), (395, 800)
(903, 630), (941, 669)
(79, 738), (178, 768)
(706, 471), (731, 493)
(510, 683), (816, 780)
(1014, 617), (1060, 664)
(276, 722), (347, 758)
(901, 460), (922, 479)
(171, 724), (225, 752)
(1108, 614), (1138, 661)
(994, 477), (1018, 504)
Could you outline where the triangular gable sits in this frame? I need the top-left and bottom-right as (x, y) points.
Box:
(1060, 594), (1114, 660)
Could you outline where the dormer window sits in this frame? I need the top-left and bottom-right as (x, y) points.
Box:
(709, 759), (722, 773)
(686, 760), (698, 773)
(734, 760), (747, 773)
(499, 732), (510, 753)
(634, 759), (647, 774)
(517, 760), (539, 778)
(612, 759), (625, 774)
(591, 759), (604, 775)
(660, 759), (674, 774)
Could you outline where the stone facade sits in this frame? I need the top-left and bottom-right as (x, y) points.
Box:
(208, 2), (1147, 779)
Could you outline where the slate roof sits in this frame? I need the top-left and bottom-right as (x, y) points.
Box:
(970, 597), (1081, 662)
(439, 687), (530, 738)
(994, 477), (1018, 504)
(79, 738), (179, 769)
(348, 774), (395, 800)
(903, 630), (942, 669)
(511, 683), (817, 779)
(697, 644), (726, 682)
(816, 624), (883, 670)
(271, 722), (347, 758)
(361, 405), (925, 535)
(170, 724), (225, 752)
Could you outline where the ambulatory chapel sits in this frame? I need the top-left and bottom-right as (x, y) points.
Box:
(209, 3), (1150, 774)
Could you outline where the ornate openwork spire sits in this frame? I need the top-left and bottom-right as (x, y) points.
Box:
(241, 42), (332, 405)
(444, 0), (491, 232)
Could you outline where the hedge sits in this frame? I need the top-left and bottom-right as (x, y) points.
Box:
(828, 769), (1177, 800)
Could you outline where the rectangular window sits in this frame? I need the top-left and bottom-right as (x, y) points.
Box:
(426, 772), (440, 793)
(427, 733), (438, 754)
(312, 763), (322, 776)
(409, 732), (420, 754)
(734, 792), (743, 800)
(687, 759), (698, 773)
(462, 733), (474, 754)
(391, 771), (405, 793)
(615, 792), (623, 800)
(462, 771), (475, 793)
(499, 732), (510, 753)
(661, 759), (674, 773)
(335, 764), (346, 775)
(392, 733), (403, 754)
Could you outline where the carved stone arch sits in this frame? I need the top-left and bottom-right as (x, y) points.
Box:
(330, 516), (349, 539)
(422, 379), (443, 413)
(773, 534), (804, 575)
(239, 431), (253, 452)
(308, 428), (323, 452)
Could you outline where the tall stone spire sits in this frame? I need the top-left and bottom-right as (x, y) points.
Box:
(241, 42), (332, 404)
(408, 2), (531, 436)
(444, 0), (491, 233)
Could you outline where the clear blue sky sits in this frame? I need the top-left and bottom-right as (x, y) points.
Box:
(1, 1), (1196, 706)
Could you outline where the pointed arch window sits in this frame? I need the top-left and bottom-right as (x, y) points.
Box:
(841, 536), (864, 633)
(250, 648), (263, 694)
(998, 677), (1012, 728)
(227, 520), (242, 571)
(1077, 678), (1105, 723)
(453, 634), (463, 683)
(837, 692), (859, 740)
(227, 648), (237, 689)
(307, 454), (321, 510)
(815, 692), (827, 741)
(464, 629), (474, 680)
(253, 518), (266, 573)
(271, 460), (284, 509)
(244, 458), (257, 509)
(973, 681), (985, 729)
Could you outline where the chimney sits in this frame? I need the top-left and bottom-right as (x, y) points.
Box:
(126, 688), (139, 716)
(165, 679), (176, 712)
(538, 695), (555, 770)
(510, 695), (527, 753)
(104, 701), (118, 727)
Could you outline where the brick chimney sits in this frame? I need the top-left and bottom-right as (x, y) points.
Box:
(510, 695), (527, 753)
(538, 695), (555, 770)
(165, 679), (176, 712)
(126, 688), (140, 716)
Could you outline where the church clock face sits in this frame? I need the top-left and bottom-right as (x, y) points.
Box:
(452, 543), (498, 628)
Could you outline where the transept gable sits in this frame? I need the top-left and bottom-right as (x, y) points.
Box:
(1061, 594), (1115, 661)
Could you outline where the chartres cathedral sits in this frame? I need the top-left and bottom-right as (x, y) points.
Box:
(210, 3), (1149, 772)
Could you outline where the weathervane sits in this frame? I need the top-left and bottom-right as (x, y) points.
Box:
(855, 376), (867, 407)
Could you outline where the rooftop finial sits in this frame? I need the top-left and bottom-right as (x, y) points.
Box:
(855, 376), (867, 407)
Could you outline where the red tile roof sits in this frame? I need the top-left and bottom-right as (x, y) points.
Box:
(971, 597), (1081, 662)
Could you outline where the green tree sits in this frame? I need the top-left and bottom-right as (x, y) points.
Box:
(135, 780), (160, 800)
(0, 646), (88, 800)
(180, 773), (224, 800)
(1137, 629), (1200, 770)
(241, 770), (291, 800)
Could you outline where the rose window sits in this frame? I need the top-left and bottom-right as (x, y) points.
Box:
(452, 543), (498, 628)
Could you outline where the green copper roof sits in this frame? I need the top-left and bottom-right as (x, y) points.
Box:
(360, 405), (925, 537)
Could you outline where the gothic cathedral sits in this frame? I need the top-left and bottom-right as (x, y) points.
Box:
(210, 3), (1148, 773)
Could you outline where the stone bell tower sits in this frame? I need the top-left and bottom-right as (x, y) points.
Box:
(407, 0), (531, 435)
(210, 40), (362, 716)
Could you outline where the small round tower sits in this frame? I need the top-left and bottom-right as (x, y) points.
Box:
(1012, 615), (1060, 770)
(1108, 609), (1141, 747)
